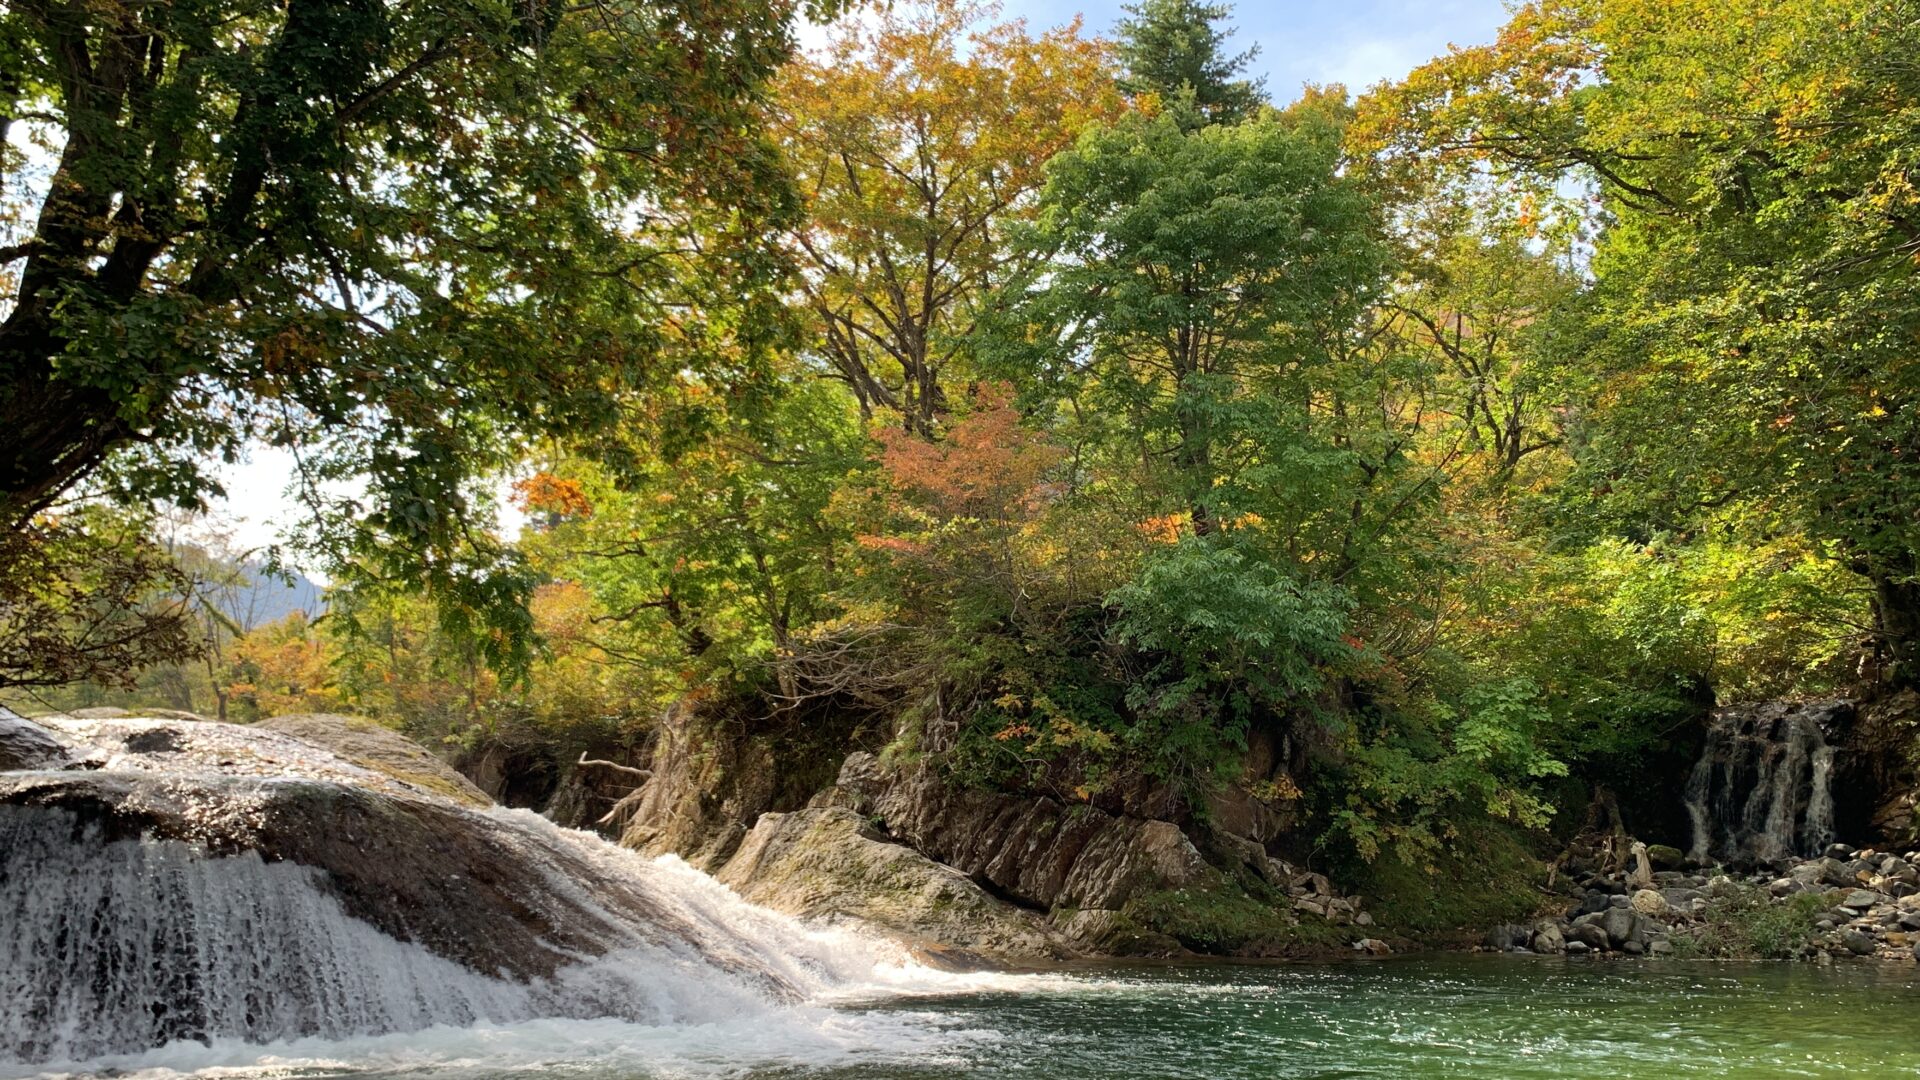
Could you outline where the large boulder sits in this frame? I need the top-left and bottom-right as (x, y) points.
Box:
(614, 700), (868, 871)
(0, 714), (70, 771)
(832, 752), (1212, 912)
(0, 714), (869, 1065)
(715, 806), (1065, 960)
(256, 713), (491, 806)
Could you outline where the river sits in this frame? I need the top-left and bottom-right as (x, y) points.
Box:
(17, 956), (1917, 1079)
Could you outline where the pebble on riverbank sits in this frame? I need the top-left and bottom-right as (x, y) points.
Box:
(1486, 842), (1920, 962)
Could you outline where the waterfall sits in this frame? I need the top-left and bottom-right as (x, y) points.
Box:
(0, 802), (903, 1067)
(0, 716), (931, 1070)
(1683, 702), (1845, 865)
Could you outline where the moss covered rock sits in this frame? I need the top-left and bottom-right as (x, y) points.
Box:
(257, 713), (491, 807)
(716, 806), (1067, 960)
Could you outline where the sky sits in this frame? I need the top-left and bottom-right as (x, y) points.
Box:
(208, 0), (1516, 567)
(1014, 0), (1512, 100)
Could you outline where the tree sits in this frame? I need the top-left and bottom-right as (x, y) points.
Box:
(1391, 219), (1580, 479)
(990, 104), (1385, 541)
(1356, 0), (1920, 683)
(778, 0), (1119, 434)
(1115, 0), (1265, 126)
(0, 0), (832, 680)
(513, 372), (864, 700)
(0, 509), (193, 692)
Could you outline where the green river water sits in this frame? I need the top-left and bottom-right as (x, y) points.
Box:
(802, 956), (1920, 1079)
(78, 955), (1918, 1080)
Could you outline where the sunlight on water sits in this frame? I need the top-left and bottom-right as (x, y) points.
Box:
(11, 957), (1919, 1080)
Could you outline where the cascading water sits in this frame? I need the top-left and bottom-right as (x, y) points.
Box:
(1683, 701), (1848, 865)
(0, 715), (958, 1072)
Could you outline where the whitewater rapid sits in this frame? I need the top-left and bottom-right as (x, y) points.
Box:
(0, 799), (1057, 1080)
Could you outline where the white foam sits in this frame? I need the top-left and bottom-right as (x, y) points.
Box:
(0, 795), (1081, 1078)
(3, 1008), (1003, 1080)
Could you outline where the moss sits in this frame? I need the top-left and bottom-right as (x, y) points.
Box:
(1123, 879), (1343, 955)
(1669, 887), (1827, 959)
(367, 765), (491, 806)
(1349, 819), (1549, 940)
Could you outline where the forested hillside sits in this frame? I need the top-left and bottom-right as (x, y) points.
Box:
(3, 0), (1914, 882)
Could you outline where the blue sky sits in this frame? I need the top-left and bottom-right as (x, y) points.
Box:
(1011, 0), (1513, 99)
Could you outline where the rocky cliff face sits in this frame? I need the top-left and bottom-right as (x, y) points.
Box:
(601, 703), (1373, 959)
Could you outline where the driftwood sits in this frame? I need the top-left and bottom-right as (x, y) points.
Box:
(574, 753), (652, 780)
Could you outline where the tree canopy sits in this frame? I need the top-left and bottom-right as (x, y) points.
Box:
(1, 0), (833, 674)
(7, 0), (1907, 870)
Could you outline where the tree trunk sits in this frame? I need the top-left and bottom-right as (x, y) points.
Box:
(1872, 564), (1920, 689)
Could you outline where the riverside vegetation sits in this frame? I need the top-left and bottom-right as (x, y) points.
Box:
(5, 0), (1920, 1006)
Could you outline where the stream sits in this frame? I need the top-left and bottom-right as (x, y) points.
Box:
(11, 956), (1918, 1079)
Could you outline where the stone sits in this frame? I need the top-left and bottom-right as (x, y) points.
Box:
(1621, 940), (1646, 956)
(1487, 923), (1532, 951)
(1566, 923), (1609, 950)
(717, 807), (1065, 959)
(1294, 871), (1334, 897)
(1843, 889), (1882, 911)
(1815, 919), (1836, 932)
(256, 714), (491, 807)
(1661, 888), (1705, 908)
(1631, 889), (1670, 917)
(5, 739), (676, 985)
(1052, 910), (1179, 957)
(1565, 940), (1591, 955)
(1603, 907), (1637, 949)
(1770, 877), (1804, 897)
(1707, 875), (1738, 898)
(1647, 940), (1674, 957)
(1825, 842), (1857, 860)
(1646, 844), (1687, 870)
(1532, 925), (1566, 954)
(826, 753), (1214, 916)
(1355, 938), (1392, 956)
(1608, 893), (1632, 909)
(1899, 912), (1920, 931)
(1841, 929), (1878, 956)
(1355, 911), (1374, 927)
(0, 715), (72, 772)
(1913, 941), (1920, 962)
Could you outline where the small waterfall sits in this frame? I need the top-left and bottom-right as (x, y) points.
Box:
(0, 717), (922, 1069)
(1683, 702), (1846, 865)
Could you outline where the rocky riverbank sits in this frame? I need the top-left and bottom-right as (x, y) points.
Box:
(1491, 842), (1920, 962)
(596, 702), (1385, 961)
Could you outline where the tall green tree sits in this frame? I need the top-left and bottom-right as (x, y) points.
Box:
(992, 105), (1384, 541)
(1114, 0), (1265, 126)
(1357, 0), (1920, 684)
(0, 0), (832, 678)
(979, 100), (1406, 786)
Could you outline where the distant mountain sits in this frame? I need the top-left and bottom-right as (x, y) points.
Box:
(176, 546), (327, 631)
(229, 562), (326, 630)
